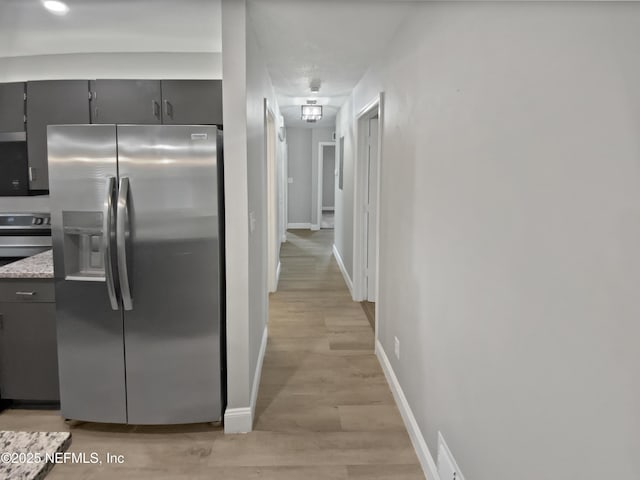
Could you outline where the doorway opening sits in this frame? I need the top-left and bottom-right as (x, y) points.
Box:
(353, 94), (383, 333)
(265, 99), (279, 293)
(317, 142), (336, 230)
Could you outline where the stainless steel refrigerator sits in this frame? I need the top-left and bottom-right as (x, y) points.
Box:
(48, 124), (224, 425)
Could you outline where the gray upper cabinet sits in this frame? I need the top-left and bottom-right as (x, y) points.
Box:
(90, 80), (162, 124)
(0, 82), (26, 132)
(161, 80), (222, 125)
(26, 80), (90, 191)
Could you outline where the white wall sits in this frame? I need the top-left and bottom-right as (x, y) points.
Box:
(221, 0), (282, 433)
(337, 2), (640, 479)
(221, 0), (251, 433)
(246, 15), (282, 404)
(285, 126), (334, 227)
(0, 53), (222, 82)
(335, 98), (355, 280)
(286, 128), (313, 224)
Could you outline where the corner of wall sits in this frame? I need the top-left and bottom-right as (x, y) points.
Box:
(332, 244), (353, 298)
(223, 324), (268, 434)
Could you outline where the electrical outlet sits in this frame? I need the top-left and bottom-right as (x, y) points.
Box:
(287, 177), (294, 184)
(394, 336), (400, 359)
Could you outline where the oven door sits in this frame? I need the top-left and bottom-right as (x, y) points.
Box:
(0, 214), (51, 260)
(0, 133), (29, 196)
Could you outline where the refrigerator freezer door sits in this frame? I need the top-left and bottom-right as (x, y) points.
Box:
(48, 124), (127, 423)
(117, 125), (222, 424)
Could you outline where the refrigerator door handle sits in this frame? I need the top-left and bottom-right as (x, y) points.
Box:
(103, 176), (119, 310)
(116, 176), (133, 311)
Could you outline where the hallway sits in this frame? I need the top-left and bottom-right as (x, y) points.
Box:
(254, 229), (423, 478)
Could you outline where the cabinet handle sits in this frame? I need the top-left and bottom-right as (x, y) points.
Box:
(28, 167), (36, 182)
(164, 100), (173, 118)
(152, 100), (160, 118)
(15, 291), (36, 296)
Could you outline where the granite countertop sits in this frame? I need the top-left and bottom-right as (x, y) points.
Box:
(0, 431), (71, 480)
(0, 250), (54, 279)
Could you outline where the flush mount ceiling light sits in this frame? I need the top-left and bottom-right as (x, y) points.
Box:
(301, 105), (322, 123)
(42, 0), (69, 15)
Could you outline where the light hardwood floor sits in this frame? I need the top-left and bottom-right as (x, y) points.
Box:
(0, 229), (423, 479)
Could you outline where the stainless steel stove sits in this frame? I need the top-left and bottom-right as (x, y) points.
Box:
(0, 213), (52, 266)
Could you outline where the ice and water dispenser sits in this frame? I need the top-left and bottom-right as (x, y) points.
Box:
(61, 211), (107, 281)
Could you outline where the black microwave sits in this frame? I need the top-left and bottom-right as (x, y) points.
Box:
(0, 132), (29, 196)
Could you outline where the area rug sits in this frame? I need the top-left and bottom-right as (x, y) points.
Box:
(0, 431), (71, 480)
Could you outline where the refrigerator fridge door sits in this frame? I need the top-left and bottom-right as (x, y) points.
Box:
(48, 124), (127, 423)
(117, 125), (222, 424)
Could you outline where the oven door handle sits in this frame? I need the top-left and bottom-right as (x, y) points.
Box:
(103, 176), (118, 310)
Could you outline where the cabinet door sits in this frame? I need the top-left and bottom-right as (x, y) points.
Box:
(90, 80), (161, 124)
(161, 80), (222, 125)
(26, 80), (90, 191)
(0, 83), (26, 132)
(0, 302), (59, 401)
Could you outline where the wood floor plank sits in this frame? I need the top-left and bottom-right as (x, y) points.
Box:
(347, 464), (426, 479)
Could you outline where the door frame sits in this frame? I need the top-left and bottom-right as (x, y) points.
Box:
(281, 128), (288, 243)
(352, 93), (383, 317)
(317, 141), (336, 230)
(264, 99), (279, 293)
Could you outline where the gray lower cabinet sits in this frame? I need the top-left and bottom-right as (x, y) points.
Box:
(90, 79), (162, 124)
(161, 80), (222, 125)
(26, 80), (91, 191)
(0, 280), (59, 402)
(0, 82), (26, 132)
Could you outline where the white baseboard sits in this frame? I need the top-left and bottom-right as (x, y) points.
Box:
(287, 222), (311, 229)
(281, 233), (287, 243)
(310, 224), (320, 231)
(250, 324), (268, 413)
(223, 407), (252, 434)
(322, 206), (335, 211)
(375, 339), (440, 480)
(224, 325), (268, 434)
(332, 244), (353, 297)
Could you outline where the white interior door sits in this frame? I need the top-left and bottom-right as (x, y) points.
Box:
(366, 117), (379, 302)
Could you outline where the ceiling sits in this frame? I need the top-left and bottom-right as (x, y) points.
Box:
(248, 0), (413, 128)
(0, 0), (413, 129)
(0, 0), (222, 58)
